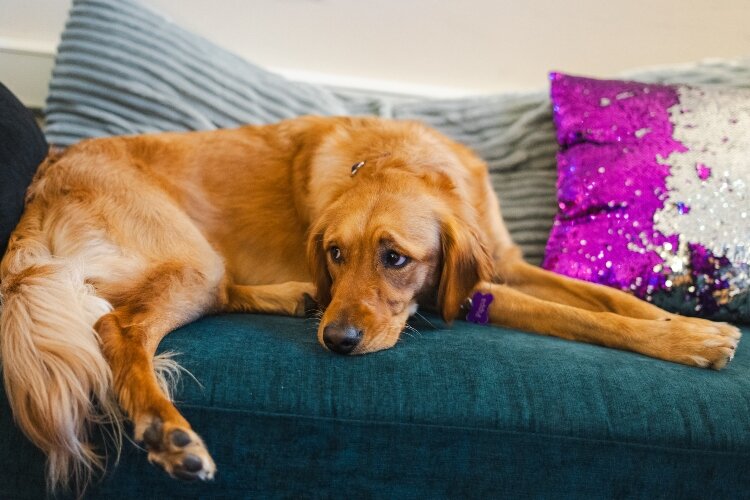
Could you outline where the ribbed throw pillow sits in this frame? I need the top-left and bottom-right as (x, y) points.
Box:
(44, 0), (348, 146)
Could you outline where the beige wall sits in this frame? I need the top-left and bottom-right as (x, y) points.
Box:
(1, 0), (748, 104)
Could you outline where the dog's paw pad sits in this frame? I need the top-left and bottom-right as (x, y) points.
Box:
(142, 418), (164, 450)
(171, 453), (209, 481)
(170, 429), (192, 447)
(138, 417), (216, 481)
(181, 454), (204, 472)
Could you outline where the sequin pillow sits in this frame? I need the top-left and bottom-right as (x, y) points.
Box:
(543, 73), (749, 322)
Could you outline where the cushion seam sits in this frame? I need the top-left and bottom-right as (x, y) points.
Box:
(176, 402), (750, 457)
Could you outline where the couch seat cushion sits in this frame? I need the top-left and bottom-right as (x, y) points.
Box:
(1, 314), (749, 498)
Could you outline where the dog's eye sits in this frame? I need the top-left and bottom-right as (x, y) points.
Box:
(383, 250), (409, 268)
(329, 246), (343, 263)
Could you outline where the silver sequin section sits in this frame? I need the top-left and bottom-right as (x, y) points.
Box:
(655, 85), (750, 296)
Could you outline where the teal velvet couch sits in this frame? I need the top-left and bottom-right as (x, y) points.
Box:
(2, 0), (750, 498)
(2, 315), (749, 498)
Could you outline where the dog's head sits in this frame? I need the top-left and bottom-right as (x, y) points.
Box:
(306, 136), (494, 354)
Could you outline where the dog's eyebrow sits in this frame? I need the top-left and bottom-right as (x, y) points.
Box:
(377, 232), (425, 259)
(322, 235), (342, 249)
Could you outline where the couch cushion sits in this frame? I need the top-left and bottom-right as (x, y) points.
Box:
(2, 315), (748, 498)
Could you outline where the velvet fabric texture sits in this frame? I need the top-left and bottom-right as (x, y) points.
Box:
(0, 83), (47, 256)
(1, 314), (749, 498)
(544, 73), (749, 322)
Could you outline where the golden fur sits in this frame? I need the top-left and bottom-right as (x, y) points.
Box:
(0, 116), (740, 492)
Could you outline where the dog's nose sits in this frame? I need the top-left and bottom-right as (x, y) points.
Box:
(323, 323), (362, 354)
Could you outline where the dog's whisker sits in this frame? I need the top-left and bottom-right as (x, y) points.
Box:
(401, 323), (423, 342)
(414, 312), (436, 329)
(306, 309), (325, 321)
(405, 323), (422, 337)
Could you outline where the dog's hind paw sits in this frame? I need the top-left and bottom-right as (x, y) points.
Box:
(140, 417), (216, 481)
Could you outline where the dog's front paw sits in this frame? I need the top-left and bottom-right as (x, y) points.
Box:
(652, 317), (741, 370)
(138, 417), (216, 481)
(289, 282), (318, 317)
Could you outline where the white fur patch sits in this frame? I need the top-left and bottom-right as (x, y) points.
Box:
(408, 302), (420, 316)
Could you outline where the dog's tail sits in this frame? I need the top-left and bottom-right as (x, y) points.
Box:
(0, 203), (122, 493)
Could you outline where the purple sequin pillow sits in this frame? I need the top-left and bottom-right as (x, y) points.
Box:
(543, 73), (749, 322)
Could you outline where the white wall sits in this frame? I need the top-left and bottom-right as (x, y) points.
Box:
(1, 0), (748, 105)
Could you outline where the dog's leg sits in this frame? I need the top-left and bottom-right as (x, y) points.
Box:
(497, 259), (673, 319)
(224, 281), (317, 317)
(498, 259), (740, 338)
(95, 263), (222, 481)
(473, 280), (740, 369)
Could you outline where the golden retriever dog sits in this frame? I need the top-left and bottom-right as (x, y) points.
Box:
(0, 116), (741, 492)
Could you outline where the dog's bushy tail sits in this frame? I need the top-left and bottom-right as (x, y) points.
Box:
(0, 212), (122, 493)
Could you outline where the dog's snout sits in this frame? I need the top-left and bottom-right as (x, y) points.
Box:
(323, 323), (362, 354)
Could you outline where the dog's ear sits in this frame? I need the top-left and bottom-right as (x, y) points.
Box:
(306, 220), (332, 307)
(437, 214), (494, 323)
